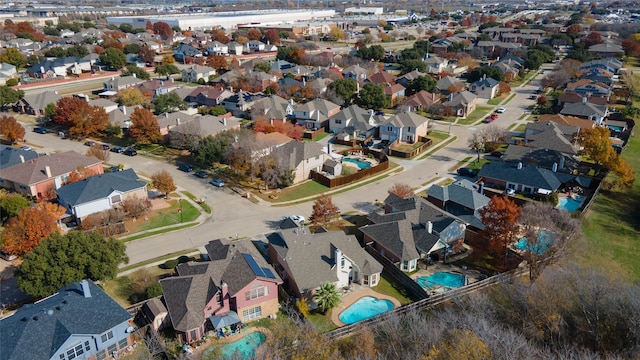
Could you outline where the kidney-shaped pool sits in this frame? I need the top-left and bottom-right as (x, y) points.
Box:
(338, 296), (394, 325)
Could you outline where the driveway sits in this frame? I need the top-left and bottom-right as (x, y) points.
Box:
(0, 259), (32, 311)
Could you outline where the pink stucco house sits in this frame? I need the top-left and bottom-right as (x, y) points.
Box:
(159, 239), (281, 343)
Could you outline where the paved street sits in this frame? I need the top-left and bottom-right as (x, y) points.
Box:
(16, 68), (546, 267)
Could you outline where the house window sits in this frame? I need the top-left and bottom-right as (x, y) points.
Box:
(245, 284), (268, 300)
(340, 257), (345, 268)
(96, 350), (107, 360)
(189, 329), (198, 341)
(335, 119), (342, 124)
(118, 338), (128, 350)
(402, 260), (409, 270)
(407, 127), (411, 132)
(65, 343), (84, 360)
(363, 274), (369, 285)
(387, 126), (392, 131)
(110, 194), (122, 204)
(243, 306), (262, 320)
(84, 341), (90, 351)
(101, 330), (114, 343)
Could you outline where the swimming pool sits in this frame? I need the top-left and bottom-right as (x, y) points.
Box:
(607, 125), (624, 132)
(514, 230), (555, 254)
(339, 296), (394, 324)
(556, 195), (585, 212)
(202, 331), (266, 360)
(416, 272), (466, 290)
(343, 157), (372, 169)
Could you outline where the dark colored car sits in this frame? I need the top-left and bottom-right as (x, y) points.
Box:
(209, 179), (225, 187)
(84, 141), (96, 146)
(110, 146), (124, 153)
(123, 148), (137, 156)
(33, 127), (48, 134)
(457, 167), (477, 177)
(101, 144), (111, 150)
(178, 164), (194, 172)
(194, 170), (208, 178)
(490, 151), (504, 158)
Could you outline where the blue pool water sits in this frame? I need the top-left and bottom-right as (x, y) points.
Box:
(343, 157), (372, 169)
(556, 195), (585, 212)
(607, 125), (624, 132)
(339, 296), (394, 324)
(416, 272), (466, 290)
(201, 331), (266, 360)
(514, 230), (555, 254)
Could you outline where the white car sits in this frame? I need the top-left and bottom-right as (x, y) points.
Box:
(496, 107), (506, 113)
(288, 215), (305, 223)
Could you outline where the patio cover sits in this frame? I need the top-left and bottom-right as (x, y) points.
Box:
(98, 90), (117, 97)
(209, 311), (240, 329)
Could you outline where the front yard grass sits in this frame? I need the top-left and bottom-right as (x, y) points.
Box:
(102, 267), (174, 307)
(182, 191), (212, 214)
(124, 198), (200, 233)
(457, 106), (492, 125)
(391, 141), (424, 152)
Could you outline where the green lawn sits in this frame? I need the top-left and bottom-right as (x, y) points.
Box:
(134, 199), (200, 232)
(457, 106), (492, 125)
(487, 97), (505, 106)
(182, 191), (212, 214)
(574, 122), (640, 281)
(509, 123), (527, 132)
(372, 274), (414, 304)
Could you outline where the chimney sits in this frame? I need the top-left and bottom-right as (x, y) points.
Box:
(559, 156), (565, 169)
(80, 279), (91, 298)
(220, 281), (228, 304)
(176, 118), (180, 126)
(19, 154), (25, 163)
(222, 117), (227, 126)
(482, 74), (486, 80)
(517, 162), (522, 170)
(479, 181), (485, 195)
(426, 221), (433, 234)
(552, 162), (558, 172)
(45, 165), (52, 177)
(40, 66), (45, 74)
(582, 96), (587, 104)
(327, 142), (331, 154)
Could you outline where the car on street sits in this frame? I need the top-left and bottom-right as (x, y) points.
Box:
(209, 178), (225, 187)
(496, 107), (506, 113)
(123, 148), (137, 156)
(101, 144), (111, 150)
(490, 151), (505, 158)
(284, 215), (305, 223)
(110, 146), (124, 153)
(1, 250), (17, 261)
(529, 94), (538, 100)
(20, 146), (32, 151)
(483, 114), (498, 123)
(33, 127), (48, 134)
(194, 170), (208, 178)
(84, 141), (96, 146)
(178, 164), (194, 172)
(457, 167), (477, 177)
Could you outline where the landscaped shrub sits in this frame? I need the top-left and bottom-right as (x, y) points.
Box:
(177, 255), (191, 264)
(146, 283), (163, 299)
(161, 259), (179, 269)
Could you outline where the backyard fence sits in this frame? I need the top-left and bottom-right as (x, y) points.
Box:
(310, 148), (389, 188)
(364, 246), (428, 301)
(387, 137), (433, 158)
(302, 128), (326, 140)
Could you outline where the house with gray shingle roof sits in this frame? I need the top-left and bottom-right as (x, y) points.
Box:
(266, 230), (383, 300)
(55, 169), (147, 224)
(0, 145), (38, 171)
(400, 90), (440, 113)
(524, 121), (580, 155)
(271, 140), (328, 184)
(329, 104), (384, 140)
(250, 95), (293, 121)
(587, 43), (624, 58)
(342, 64), (368, 81)
(294, 98), (341, 130)
(559, 102), (608, 125)
(502, 147), (580, 174)
(18, 91), (61, 116)
(181, 64), (216, 83)
(469, 75), (499, 99)
(0, 150), (103, 201)
(478, 161), (591, 195)
(169, 115), (240, 149)
(362, 194), (467, 270)
(0, 62), (17, 85)
(0, 280), (133, 360)
(379, 111), (429, 144)
(103, 75), (144, 92)
(221, 90), (266, 116)
(160, 239), (281, 343)
(443, 90), (477, 117)
(426, 179), (489, 230)
(436, 76), (465, 94)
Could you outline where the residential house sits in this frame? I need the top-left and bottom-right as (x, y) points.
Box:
(400, 90), (440, 112)
(26, 57), (91, 79)
(474, 41), (522, 59)
(436, 76), (465, 94)
(361, 194), (467, 270)
(169, 115), (239, 149)
(492, 56), (523, 82)
(0, 145), (38, 170)
(136, 79), (179, 98)
(0, 151), (103, 200)
(430, 36), (468, 55)
(210, 69), (242, 88)
(247, 71), (278, 92)
(426, 179), (490, 230)
(125, 54), (146, 68)
(306, 78), (332, 97)
(379, 111), (429, 144)
(221, 91), (266, 116)
(17, 91), (61, 116)
(55, 169), (147, 224)
(580, 58), (623, 75)
(469, 76), (499, 99)
(523, 121), (580, 155)
(559, 102), (608, 125)
(89, 98), (119, 113)
(245, 40), (266, 53)
(293, 98), (341, 130)
(173, 43), (203, 61)
(501, 147), (580, 174)
(587, 43), (624, 58)
(160, 239), (281, 343)
(537, 114), (596, 131)
(443, 90), (478, 117)
(423, 56), (449, 75)
(103, 75), (144, 92)
(250, 95), (293, 121)
(0, 62), (17, 85)
(108, 105), (140, 130)
(367, 71), (398, 86)
(0, 280), (133, 360)
(478, 161), (591, 195)
(266, 230), (383, 301)
(383, 83), (406, 107)
(272, 140), (328, 184)
(156, 111), (197, 139)
(397, 69), (428, 88)
(342, 64), (368, 81)
(204, 41), (229, 56)
(181, 65), (217, 83)
(184, 86), (234, 107)
(226, 41), (244, 55)
(557, 92), (609, 107)
(329, 104), (384, 141)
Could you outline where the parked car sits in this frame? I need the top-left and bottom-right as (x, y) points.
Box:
(20, 146), (32, 151)
(490, 151), (504, 158)
(209, 178), (225, 187)
(110, 146), (124, 153)
(178, 164), (194, 172)
(0, 250), (17, 261)
(33, 127), (48, 134)
(108, 165), (121, 172)
(457, 167), (477, 177)
(84, 141), (96, 146)
(288, 215), (305, 223)
(194, 170), (208, 178)
(506, 188), (515, 195)
(496, 107), (506, 113)
(101, 144), (111, 150)
(123, 148), (137, 156)
(483, 114), (498, 123)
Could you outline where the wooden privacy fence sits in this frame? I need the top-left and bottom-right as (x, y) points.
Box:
(365, 246), (428, 301)
(311, 148), (389, 188)
(388, 137), (433, 158)
(303, 128), (326, 140)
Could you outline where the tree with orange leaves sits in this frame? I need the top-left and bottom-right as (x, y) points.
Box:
(211, 28), (230, 44)
(247, 28), (262, 41)
(479, 195), (522, 269)
(153, 22), (174, 40)
(387, 183), (414, 199)
(67, 105), (109, 139)
(206, 55), (228, 71)
(0, 115), (25, 144)
(1, 202), (65, 256)
(64, 166), (95, 185)
(129, 107), (161, 144)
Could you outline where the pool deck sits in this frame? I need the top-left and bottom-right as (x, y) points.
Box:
(189, 326), (271, 359)
(330, 287), (401, 327)
(410, 263), (484, 295)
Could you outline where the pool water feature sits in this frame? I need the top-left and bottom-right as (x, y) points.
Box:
(339, 296), (394, 324)
(556, 195), (585, 212)
(202, 331), (266, 360)
(416, 272), (466, 290)
(514, 230), (555, 254)
(343, 157), (372, 169)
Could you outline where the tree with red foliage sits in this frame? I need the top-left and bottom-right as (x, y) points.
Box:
(264, 29), (281, 45)
(211, 28), (230, 44)
(206, 55), (228, 70)
(129, 107), (161, 144)
(138, 45), (156, 65)
(387, 183), (414, 199)
(565, 24), (582, 35)
(498, 81), (511, 95)
(309, 194), (340, 227)
(53, 97), (89, 127)
(146, 20), (153, 32)
(479, 195), (522, 269)
(0, 115), (25, 144)
(247, 28), (262, 41)
(53, 97), (108, 138)
(1, 202), (65, 256)
(583, 32), (604, 48)
(622, 38), (640, 57)
(64, 166), (95, 185)
(153, 21), (174, 40)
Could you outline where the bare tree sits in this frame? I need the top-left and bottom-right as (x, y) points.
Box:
(122, 195), (151, 218)
(540, 70), (569, 91)
(86, 144), (110, 162)
(484, 124), (507, 143)
(467, 128), (487, 163)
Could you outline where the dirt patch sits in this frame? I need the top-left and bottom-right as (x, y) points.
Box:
(149, 198), (171, 211)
